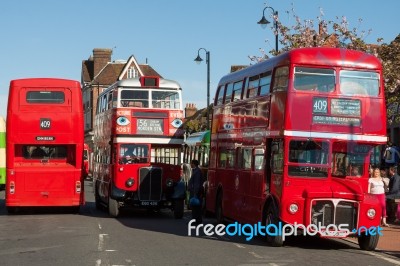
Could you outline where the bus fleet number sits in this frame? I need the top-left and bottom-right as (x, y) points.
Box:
(313, 98), (328, 114)
(40, 118), (51, 129)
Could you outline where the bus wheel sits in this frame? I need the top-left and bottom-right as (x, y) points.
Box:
(264, 204), (284, 247)
(215, 191), (224, 223)
(108, 196), (120, 218)
(173, 199), (184, 219)
(358, 232), (379, 250)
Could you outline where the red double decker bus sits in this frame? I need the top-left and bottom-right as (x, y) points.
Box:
(6, 78), (85, 213)
(93, 76), (186, 218)
(206, 48), (387, 250)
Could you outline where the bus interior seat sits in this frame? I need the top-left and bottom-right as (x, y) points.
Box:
(128, 101), (143, 107)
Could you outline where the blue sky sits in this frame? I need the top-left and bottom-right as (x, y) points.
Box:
(0, 0), (399, 118)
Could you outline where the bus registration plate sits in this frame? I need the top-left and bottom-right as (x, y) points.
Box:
(140, 201), (158, 206)
(319, 230), (349, 238)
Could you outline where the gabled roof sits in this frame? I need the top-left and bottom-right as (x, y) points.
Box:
(81, 53), (163, 86)
(119, 55), (144, 79)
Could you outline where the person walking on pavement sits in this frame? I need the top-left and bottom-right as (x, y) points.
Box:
(386, 166), (400, 223)
(369, 167), (390, 226)
(188, 159), (203, 224)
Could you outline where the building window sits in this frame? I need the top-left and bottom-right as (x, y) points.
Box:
(128, 67), (138, 79)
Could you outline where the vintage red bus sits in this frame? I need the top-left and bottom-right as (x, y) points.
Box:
(6, 78), (85, 212)
(206, 47), (387, 250)
(93, 76), (186, 218)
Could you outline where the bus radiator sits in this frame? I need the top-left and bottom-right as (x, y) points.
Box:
(311, 200), (358, 231)
(138, 167), (162, 201)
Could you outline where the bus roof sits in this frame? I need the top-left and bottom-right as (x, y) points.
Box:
(98, 77), (182, 99)
(10, 78), (81, 88)
(111, 77), (181, 89)
(218, 47), (382, 85)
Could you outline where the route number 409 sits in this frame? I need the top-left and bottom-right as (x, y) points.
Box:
(313, 98), (328, 114)
(40, 118), (51, 129)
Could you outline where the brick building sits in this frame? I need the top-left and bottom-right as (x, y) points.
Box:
(80, 48), (162, 149)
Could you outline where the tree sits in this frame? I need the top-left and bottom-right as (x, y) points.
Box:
(378, 35), (400, 124)
(250, 6), (380, 62)
(252, 5), (400, 123)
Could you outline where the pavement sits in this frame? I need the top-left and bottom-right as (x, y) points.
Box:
(346, 221), (400, 258)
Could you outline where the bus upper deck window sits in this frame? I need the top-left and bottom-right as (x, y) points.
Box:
(272, 67), (289, 92)
(340, 70), (379, 96)
(294, 67), (335, 93)
(26, 91), (65, 103)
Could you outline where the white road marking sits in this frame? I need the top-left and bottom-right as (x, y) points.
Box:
(234, 243), (246, 249)
(98, 234), (108, 251)
(249, 251), (263, 259)
(365, 250), (400, 265)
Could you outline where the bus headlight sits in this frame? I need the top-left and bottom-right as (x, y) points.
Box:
(126, 178), (135, 187)
(288, 203), (299, 214)
(367, 208), (376, 219)
(166, 178), (174, 187)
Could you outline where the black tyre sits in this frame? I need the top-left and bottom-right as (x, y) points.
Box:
(173, 199), (184, 219)
(108, 195), (120, 218)
(264, 204), (284, 247)
(358, 232), (379, 250)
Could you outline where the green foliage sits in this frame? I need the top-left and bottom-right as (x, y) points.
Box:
(252, 4), (399, 123)
(378, 35), (400, 124)
(185, 119), (202, 134)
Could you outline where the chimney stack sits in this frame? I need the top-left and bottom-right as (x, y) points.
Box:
(93, 48), (112, 77)
(185, 103), (198, 118)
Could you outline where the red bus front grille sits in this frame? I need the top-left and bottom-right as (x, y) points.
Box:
(311, 200), (358, 231)
(138, 167), (162, 201)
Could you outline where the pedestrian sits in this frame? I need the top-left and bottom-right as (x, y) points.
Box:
(386, 166), (400, 223)
(369, 167), (389, 226)
(188, 159), (203, 224)
(384, 142), (400, 168)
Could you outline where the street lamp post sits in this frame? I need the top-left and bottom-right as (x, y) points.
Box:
(257, 6), (279, 52)
(194, 48), (210, 130)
